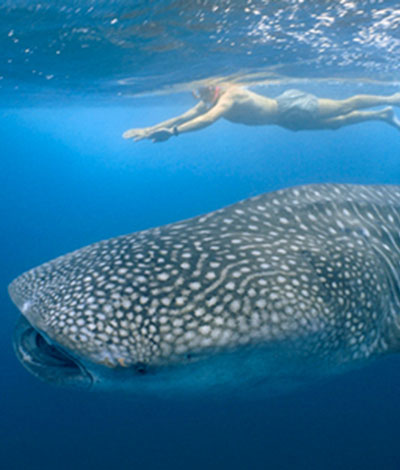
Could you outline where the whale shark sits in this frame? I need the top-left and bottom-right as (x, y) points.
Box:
(8, 184), (400, 394)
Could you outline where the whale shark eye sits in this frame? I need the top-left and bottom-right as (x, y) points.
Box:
(134, 362), (147, 374)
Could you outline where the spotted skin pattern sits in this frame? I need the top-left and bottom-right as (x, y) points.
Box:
(8, 184), (400, 379)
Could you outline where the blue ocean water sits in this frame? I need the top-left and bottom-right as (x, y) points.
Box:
(2, 1), (400, 469)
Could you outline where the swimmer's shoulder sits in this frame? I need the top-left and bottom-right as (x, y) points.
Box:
(220, 84), (247, 100)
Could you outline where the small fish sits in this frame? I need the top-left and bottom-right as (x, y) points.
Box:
(8, 184), (400, 394)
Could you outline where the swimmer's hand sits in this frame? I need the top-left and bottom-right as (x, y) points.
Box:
(122, 128), (150, 142)
(146, 128), (173, 143)
(122, 127), (174, 143)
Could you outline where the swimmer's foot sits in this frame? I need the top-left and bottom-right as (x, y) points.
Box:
(381, 106), (400, 131)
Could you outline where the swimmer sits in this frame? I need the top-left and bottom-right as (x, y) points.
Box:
(123, 84), (400, 143)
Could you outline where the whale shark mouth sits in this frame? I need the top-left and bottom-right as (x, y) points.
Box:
(13, 316), (93, 389)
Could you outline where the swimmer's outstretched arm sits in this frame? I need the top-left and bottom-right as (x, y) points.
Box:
(178, 99), (232, 133)
(123, 101), (208, 141)
(145, 98), (233, 142)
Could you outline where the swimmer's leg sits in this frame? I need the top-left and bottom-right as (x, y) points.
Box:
(321, 107), (400, 131)
(318, 93), (400, 118)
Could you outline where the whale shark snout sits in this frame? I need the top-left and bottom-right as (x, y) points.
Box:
(8, 275), (29, 313)
(9, 271), (56, 332)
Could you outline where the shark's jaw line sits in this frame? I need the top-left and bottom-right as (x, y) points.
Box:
(13, 315), (93, 389)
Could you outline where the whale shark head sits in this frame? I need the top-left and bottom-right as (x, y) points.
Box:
(9, 183), (400, 393)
